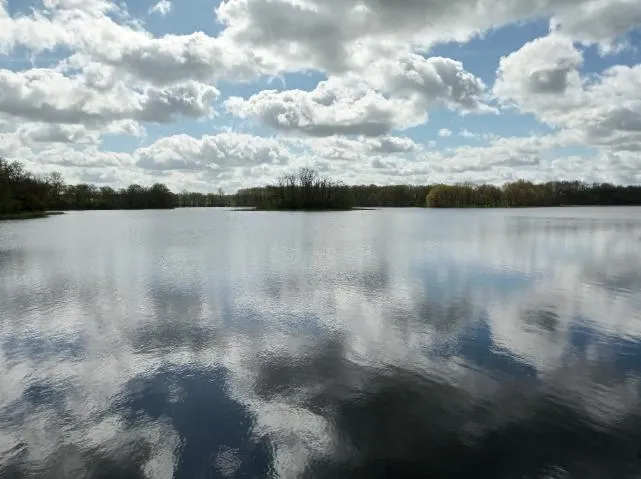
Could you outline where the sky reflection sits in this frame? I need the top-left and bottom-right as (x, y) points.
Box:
(1, 208), (640, 477)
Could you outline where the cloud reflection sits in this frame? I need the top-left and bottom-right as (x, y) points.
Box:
(0, 208), (640, 477)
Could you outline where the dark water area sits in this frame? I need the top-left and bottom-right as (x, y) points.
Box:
(1, 207), (641, 478)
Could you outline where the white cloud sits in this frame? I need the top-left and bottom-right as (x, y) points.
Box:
(369, 55), (493, 113)
(0, 1), (269, 87)
(303, 135), (421, 162)
(494, 35), (584, 110)
(495, 35), (641, 154)
(35, 145), (134, 168)
(226, 55), (491, 137)
(438, 128), (452, 137)
(0, 0), (638, 189)
(1, 0), (638, 84)
(1, 119), (145, 151)
(149, 0), (171, 16)
(550, 0), (641, 51)
(0, 68), (219, 126)
(3, 127), (641, 193)
(88, 33), (265, 87)
(16, 123), (101, 145)
(215, 0), (641, 75)
(135, 132), (291, 171)
(226, 77), (427, 137)
(366, 136), (421, 154)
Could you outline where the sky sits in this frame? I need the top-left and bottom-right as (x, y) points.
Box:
(0, 0), (640, 192)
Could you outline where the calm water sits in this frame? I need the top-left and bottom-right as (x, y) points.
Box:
(1, 208), (641, 478)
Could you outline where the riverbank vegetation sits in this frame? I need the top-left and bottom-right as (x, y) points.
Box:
(425, 181), (641, 208)
(0, 211), (64, 221)
(3, 158), (641, 219)
(235, 175), (641, 209)
(1, 158), (179, 217)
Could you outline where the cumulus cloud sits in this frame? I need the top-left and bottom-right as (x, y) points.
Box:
(226, 55), (491, 137)
(0, 68), (219, 125)
(438, 128), (452, 137)
(90, 33), (267, 87)
(494, 35), (584, 108)
(226, 79), (426, 137)
(370, 55), (493, 113)
(121, 130), (637, 191)
(358, 134), (557, 184)
(6, 119), (145, 149)
(215, 0), (641, 75)
(0, 0), (639, 188)
(550, 0), (641, 51)
(1, 1), (269, 87)
(304, 135), (421, 162)
(495, 35), (641, 154)
(1, 0), (638, 83)
(367, 136), (420, 154)
(149, 0), (171, 16)
(16, 123), (100, 145)
(135, 133), (291, 171)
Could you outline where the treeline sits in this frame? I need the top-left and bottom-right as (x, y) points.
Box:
(175, 190), (229, 208)
(4, 158), (641, 218)
(0, 159), (51, 216)
(0, 158), (177, 216)
(0, 158), (236, 218)
(53, 183), (175, 210)
(426, 181), (641, 208)
(235, 173), (641, 209)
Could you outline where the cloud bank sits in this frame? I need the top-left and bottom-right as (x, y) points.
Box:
(0, 0), (639, 191)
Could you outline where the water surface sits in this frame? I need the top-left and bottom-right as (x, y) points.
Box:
(1, 207), (641, 478)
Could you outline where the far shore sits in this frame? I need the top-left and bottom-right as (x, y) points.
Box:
(0, 211), (65, 221)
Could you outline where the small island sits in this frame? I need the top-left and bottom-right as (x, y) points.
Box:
(240, 168), (355, 211)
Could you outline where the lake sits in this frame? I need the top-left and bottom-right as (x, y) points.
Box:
(1, 207), (641, 478)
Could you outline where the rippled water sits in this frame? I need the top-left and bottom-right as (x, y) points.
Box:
(1, 207), (641, 478)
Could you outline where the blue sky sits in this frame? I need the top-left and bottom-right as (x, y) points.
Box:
(0, 0), (640, 191)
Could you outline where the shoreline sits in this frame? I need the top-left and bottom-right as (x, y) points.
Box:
(231, 207), (378, 212)
(0, 211), (65, 221)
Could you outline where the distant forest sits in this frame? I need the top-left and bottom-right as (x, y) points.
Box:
(0, 158), (227, 218)
(424, 182), (641, 208)
(2, 158), (641, 218)
(234, 169), (641, 209)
